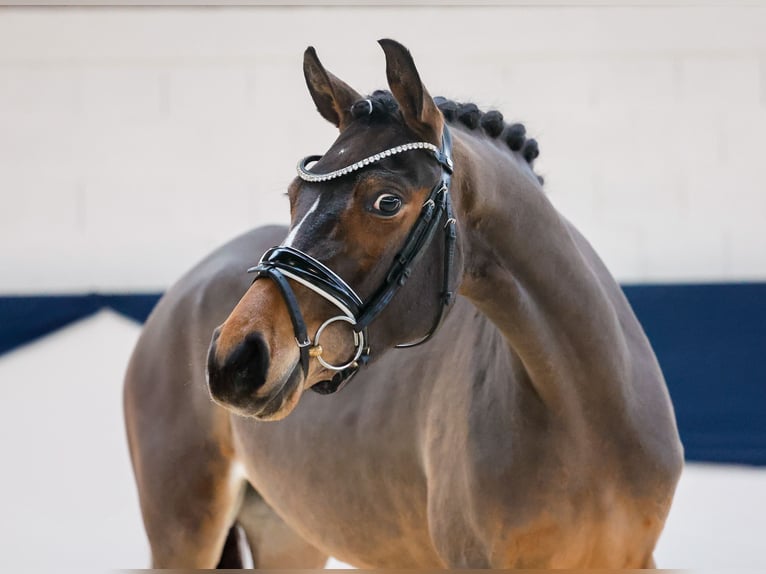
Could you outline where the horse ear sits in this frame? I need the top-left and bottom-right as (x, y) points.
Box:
(378, 39), (443, 144)
(303, 46), (362, 130)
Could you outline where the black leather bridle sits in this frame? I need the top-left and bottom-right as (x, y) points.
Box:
(248, 125), (457, 394)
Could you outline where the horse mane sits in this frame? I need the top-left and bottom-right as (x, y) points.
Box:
(350, 90), (543, 185)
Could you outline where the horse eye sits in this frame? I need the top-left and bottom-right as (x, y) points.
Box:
(372, 193), (403, 216)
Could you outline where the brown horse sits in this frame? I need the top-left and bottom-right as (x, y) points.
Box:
(124, 39), (683, 568)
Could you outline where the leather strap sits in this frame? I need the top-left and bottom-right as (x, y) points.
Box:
(354, 181), (445, 332)
(355, 126), (454, 335)
(392, 188), (456, 349)
(254, 246), (363, 316)
(254, 267), (311, 378)
(368, 128), (455, 348)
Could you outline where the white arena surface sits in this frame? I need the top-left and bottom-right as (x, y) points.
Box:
(0, 311), (763, 571)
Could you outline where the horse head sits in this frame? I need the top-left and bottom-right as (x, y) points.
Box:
(206, 40), (466, 420)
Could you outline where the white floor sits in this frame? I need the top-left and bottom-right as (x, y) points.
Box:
(0, 310), (763, 570)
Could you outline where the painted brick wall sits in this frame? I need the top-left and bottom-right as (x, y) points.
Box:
(1, 6), (765, 292)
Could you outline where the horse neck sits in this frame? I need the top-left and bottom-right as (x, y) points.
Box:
(453, 131), (631, 410)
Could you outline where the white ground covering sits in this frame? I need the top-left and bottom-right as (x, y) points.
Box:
(0, 311), (763, 570)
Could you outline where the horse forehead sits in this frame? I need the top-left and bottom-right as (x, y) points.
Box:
(286, 187), (349, 249)
(312, 122), (405, 172)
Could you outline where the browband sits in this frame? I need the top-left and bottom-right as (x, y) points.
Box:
(297, 140), (452, 183)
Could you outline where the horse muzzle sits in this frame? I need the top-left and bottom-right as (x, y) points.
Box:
(206, 327), (304, 419)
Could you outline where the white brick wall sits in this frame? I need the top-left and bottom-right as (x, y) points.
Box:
(1, 6), (765, 292)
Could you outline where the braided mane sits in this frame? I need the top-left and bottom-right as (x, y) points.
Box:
(350, 90), (543, 185)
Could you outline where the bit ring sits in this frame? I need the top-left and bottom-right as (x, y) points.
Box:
(313, 315), (365, 371)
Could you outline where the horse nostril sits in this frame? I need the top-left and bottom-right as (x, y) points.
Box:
(230, 333), (270, 393)
(207, 332), (271, 402)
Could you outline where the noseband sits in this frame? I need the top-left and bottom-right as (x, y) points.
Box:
(248, 126), (456, 394)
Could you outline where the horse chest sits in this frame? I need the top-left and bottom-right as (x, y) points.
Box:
(229, 377), (549, 567)
(230, 395), (445, 567)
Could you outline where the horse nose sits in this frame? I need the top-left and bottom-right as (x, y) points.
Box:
(207, 328), (271, 404)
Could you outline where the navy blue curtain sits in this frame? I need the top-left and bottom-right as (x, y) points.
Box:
(1, 284), (765, 466)
(0, 293), (159, 356)
(625, 284), (766, 466)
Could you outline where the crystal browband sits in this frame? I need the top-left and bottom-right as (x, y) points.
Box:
(296, 141), (443, 183)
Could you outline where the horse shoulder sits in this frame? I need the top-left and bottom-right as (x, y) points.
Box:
(563, 218), (683, 479)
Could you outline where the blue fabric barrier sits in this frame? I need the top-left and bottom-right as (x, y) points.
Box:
(1, 284), (764, 466)
(0, 293), (160, 356)
(624, 284), (766, 466)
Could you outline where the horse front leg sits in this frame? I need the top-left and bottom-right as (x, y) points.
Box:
(130, 432), (246, 568)
(125, 364), (246, 568)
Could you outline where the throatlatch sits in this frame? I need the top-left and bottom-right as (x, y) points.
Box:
(248, 125), (457, 394)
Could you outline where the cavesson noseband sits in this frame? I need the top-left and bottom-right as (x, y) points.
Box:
(248, 125), (457, 394)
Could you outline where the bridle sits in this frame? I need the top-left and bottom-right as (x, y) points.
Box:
(247, 125), (457, 394)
